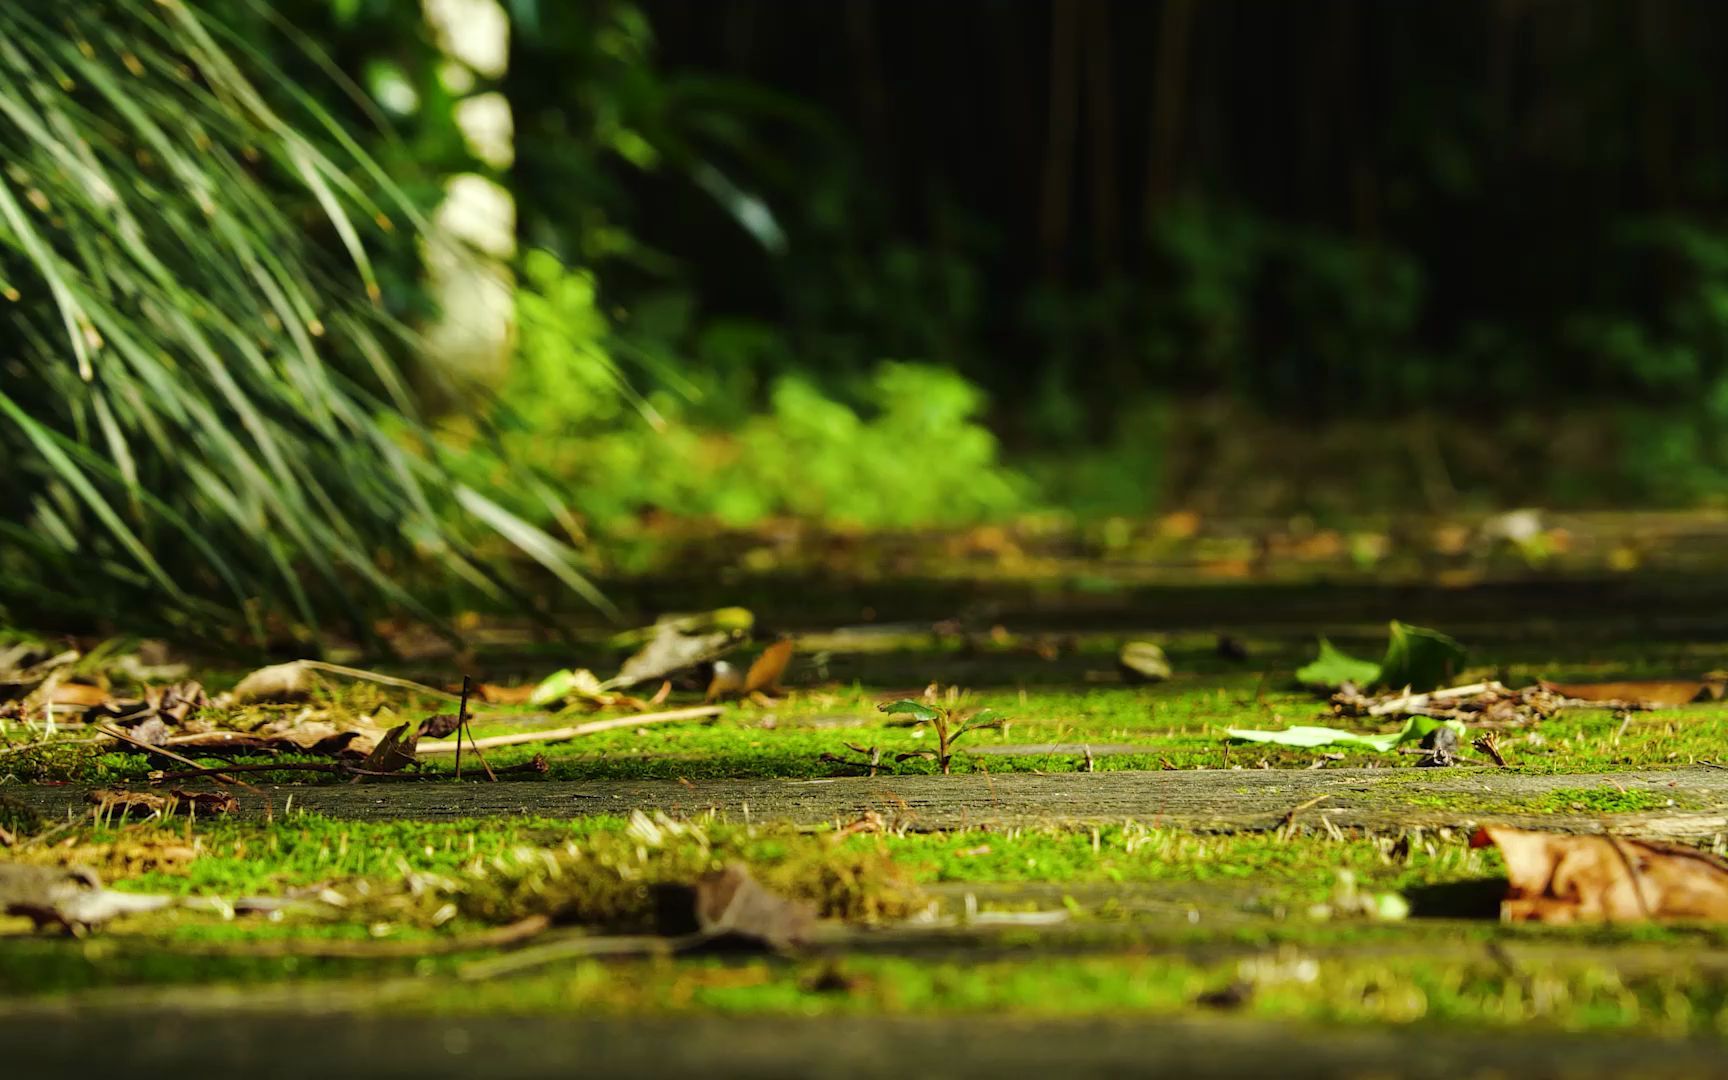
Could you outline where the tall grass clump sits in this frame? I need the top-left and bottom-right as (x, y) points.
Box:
(0, 0), (598, 647)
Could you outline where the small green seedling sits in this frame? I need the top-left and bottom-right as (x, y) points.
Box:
(878, 700), (1007, 775)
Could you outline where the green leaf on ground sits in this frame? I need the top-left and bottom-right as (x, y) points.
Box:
(1295, 638), (1381, 688)
(1296, 623), (1466, 692)
(1377, 621), (1466, 692)
(529, 668), (604, 707)
(1224, 715), (1465, 752)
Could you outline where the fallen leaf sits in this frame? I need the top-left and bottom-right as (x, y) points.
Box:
(1118, 641), (1172, 683)
(0, 862), (284, 931)
(667, 864), (814, 950)
(151, 681), (208, 724)
(1538, 678), (1723, 709)
(0, 643), (79, 701)
(419, 712), (463, 740)
(0, 863), (114, 930)
(109, 644), (189, 685)
(359, 722), (419, 773)
(1297, 622), (1465, 692)
(1225, 715), (1465, 752)
(706, 640), (796, 702)
(472, 683), (540, 705)
(1296, 637), (1382, 688)
(233, 661), (454, 704)
(163, 721), (375, 757)
(1377, 621), (1466, 693)
(231, 661), (319, 704)
(611, 625), (743, 690)
(1473, 826), (1728, 923)
(46, 683), (109, 708)
(745, 639), (795, 694)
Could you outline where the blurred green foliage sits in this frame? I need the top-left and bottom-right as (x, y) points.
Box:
(274, 0), (1728, 525)
(21, 0), (1728, 642)
(447, 252), (1025, 538)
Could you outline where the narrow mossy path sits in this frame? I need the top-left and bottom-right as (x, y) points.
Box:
(10, 766), (1728, 837)
(6, 576), (1728, 1068)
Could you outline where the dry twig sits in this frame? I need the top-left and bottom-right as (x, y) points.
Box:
(415, 705), (723, 756)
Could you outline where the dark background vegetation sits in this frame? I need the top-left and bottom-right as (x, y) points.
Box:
(8, 0), (1728, 642)
(517, 0), (1728, 511)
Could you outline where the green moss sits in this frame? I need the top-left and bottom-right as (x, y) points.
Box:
(390, 950), (1728, 1035)
(8, 811), (1728, 1038)
(12, 631), (1728, 785)
(11, 942), (1726, 1037)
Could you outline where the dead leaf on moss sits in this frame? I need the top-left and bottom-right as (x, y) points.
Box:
(745, 639), (794, 693)
(46, 683), (109, 708)
(232, 661), (319, 704)
(471, 683), (540, 705)
(229, 661), (456, 707)
(419, 712), (463, 740)
(165, 727), (366, 757)
(150, 681), (208, 724)
(1473, 825), (1728, 923)
(0, 643), (78, 701)
(686, 864), (815, 950)
(0, 861), (289, 931)
(1119, 641), (1172, 683)
(707, 639), (796, 701)
(610, 624), (744, 690)
(360, 722), (419, 773)
(1538, 678), (1726, 709)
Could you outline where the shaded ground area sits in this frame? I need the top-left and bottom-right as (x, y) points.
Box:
(5, 1009), (1724, 1080)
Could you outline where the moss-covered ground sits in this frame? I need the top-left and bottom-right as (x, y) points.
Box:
(8, 625), (1728, 785)
(5, 577), (1728, 1043)
(5, 813), (1728, 1036)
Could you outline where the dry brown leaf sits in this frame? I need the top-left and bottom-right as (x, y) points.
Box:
(150, 681), (208, 724)
(611, 625), (742, 689)
(419, 712), (463, 740)
(231, 661), (320, 704)
(167, 729), (365, 757)
(471, 683), (540, 705)
(359, 722), (419, 773)
(745, 639), (795, 694)
(704, 662), (746, 702)
(684, 864), (815, 950)
(0, 644), (78, 701)
(47, 683), (109, 708)
(1538, 678), (1724, 708)
(1473, 825), (1728, 923)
